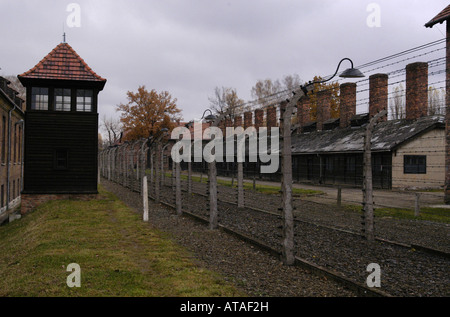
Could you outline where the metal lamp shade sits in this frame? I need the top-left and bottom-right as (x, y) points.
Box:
(340, 67), (365, 78)
(204, 114), (217, 122)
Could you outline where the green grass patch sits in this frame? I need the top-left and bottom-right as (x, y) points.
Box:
(164, 171), (323, 196)
(343, 204), (450, 224)
(374, 206), (450, 224)
(0, 187), (245, 297)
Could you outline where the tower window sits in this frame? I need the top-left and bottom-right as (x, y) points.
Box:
(76, 90), (93, 112)
(31, 87), (49, 110)
(54, 149), (69, 170)
(55, 88), (72, 111)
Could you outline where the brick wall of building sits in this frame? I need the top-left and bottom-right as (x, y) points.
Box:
(0, 77), (24, 219)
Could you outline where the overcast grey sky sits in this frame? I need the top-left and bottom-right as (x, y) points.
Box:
(0, 0), (448, 123)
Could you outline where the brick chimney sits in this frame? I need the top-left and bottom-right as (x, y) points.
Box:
(405, 62), (428, 120)
(316, 90), (331, 131)
(297, 96), (311, 128)
(339, 83), (357, 128)
(234, 115), (242, 128)
(225, 117), (233, 128)
(244, 111), (252, 129)
(369, 73), (388, 121)
(266, 106), (277, 128)
(217, 120), (225, 132)
(254, 109), (264, 130)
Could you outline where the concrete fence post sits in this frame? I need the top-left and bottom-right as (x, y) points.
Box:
(209, 161), (218, 230)
(337, 186), (342, 207)
(140, 140), (147, 195)
(176, 162), (182, 216)
(172, 160), (175, 191)
(107, 149), (111, 181)
(280, 100), (296, 266)
(143, 176), (149, 222)
(121, 145), (127, 187)
(362, 110), (387, 241)
(111, 148), (115, 181)
(150, 151), (154, 187)
(237, 162), (244, 208)
(162, 144), (169, 189)
(188, 161), (192, 194)
(155, 143), (161, 203)
(415, 193), (421, 217)
(113, 147), (117, 182)
(123, 143), (129, 188)
(136, 147), (140, 180)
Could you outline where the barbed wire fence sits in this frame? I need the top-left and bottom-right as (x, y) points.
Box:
(99, 37), (448, 265)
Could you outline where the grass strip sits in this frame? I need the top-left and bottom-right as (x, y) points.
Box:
(0, 187), (245, 297)
(163, 172), (323, 196)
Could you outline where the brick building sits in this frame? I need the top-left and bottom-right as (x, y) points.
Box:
(189, 59), (445, 190)
(291, 61), (444, 190)
(0, 77), (25, 224)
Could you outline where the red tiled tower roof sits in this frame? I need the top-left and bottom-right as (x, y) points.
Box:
(425, 4), (450, 28)
(18, 42), (106, 83)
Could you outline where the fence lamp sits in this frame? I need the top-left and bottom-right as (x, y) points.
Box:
(301, 58), (365, 94)
(201, 109), (217, 123)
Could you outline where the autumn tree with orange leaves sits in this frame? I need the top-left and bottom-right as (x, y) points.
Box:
(116, 86), (182, 141)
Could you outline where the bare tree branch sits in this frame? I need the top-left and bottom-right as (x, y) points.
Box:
(101, 115), (122, 146)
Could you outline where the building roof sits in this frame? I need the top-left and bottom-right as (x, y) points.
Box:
(425, 4), (450, 28)
(18, 42), (107, 83)
(291, 115), (444, 155)
(0, 76), (25, 113)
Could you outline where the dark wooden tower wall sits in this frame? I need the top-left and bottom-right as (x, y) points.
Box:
(23, 97), (99, 194)
(18, 42), (106, 195)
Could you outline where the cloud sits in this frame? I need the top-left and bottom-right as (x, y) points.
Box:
(1, 0), (448, 122)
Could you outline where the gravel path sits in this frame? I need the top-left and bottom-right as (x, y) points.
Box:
(102, 177), (449, 297)
(203, 181), (450, 253)
(101, 178), (357, 297)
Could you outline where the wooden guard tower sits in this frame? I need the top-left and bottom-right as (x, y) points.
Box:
(18, 41), (106, 207)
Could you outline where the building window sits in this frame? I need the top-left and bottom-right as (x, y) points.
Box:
(346, 156), (356, 173)
(1, 185), (4, 208)
(1, 116), (5, 163)
(55, 88), (72, 111)
(54, 149), (69, 170)
(18, 125), (22, 163)
(13, 124), (16, 163)
(404, 155), (426, 174)
(31, 87), (49, 110)
(76, 89), (93, 112)
(325, 157), (334, 173)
